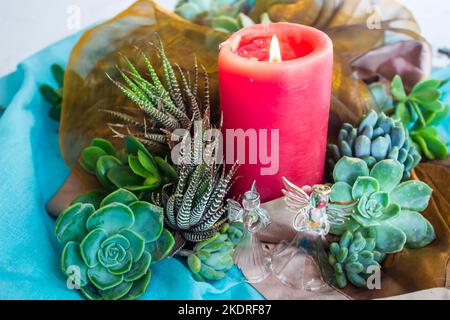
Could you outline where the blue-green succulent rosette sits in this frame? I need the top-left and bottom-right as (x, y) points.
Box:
(54, 188), (175, 300)
(329, 157), (435, 254)
(328, 230), (385, 288)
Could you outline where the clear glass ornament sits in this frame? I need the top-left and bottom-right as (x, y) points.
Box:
(270, 177), (350, 290)
(228, 181), (271, 283)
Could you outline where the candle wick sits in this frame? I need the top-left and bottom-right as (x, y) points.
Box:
(269, 35), (282, 63)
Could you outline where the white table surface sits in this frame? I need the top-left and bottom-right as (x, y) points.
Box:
(0, 0), (448, 77)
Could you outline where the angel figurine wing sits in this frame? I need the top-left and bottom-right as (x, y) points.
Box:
(281, 177), (312, 214)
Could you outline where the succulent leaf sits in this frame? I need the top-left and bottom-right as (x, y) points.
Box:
(86, 203), (135, 235)
(120, 229), (146, 262)
(406, 220), (436, 249)
(40, 64), (65, 120)
(80, 283), (103, 300)
(388, 210), (430, 247)
(333, 157), (369, 185)
(391, 75), (407, 101)
(100, 188), (138, 207)
(330, 182), (353, 202)
(96, 156), (122, 190)
(107, 253), (133, 275)
(61, 241), (89, 286)
(411, 127), (448, 160)
(91, 138), (116, 157)
(145, 229), (175, 262)
(154, 156), (178, 181)
(71, 190), (107, 209)
(55, 203), (94, 245)
(128, 154), (153, 178)
(369, 159), (403, 192)
(87, 265), (123, 290)
(80, 228), (108, 268)
(390, 180), (432, 212)
(80, 146), (108, 173)
(124, 251), (152, 282)
(107, 166), (145, 189)
(352, 176), (379, 199)
(129, 201), (164, 242)
(367, 224), (406, 253)
(121, 270), (152, 300)
(100, 281), (133, 300)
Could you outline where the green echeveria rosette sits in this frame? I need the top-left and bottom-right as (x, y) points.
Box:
(186, 221), (244, 281)
(329, 157), (435, 254)
(54, 188), (175, 300)
(328, 230), (385, 289)
(79, 136), (178, 193)
(328, 110), (421, 180)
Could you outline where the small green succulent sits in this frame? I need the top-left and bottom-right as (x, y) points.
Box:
(175, 0), (270, 33)
(40, 64), (65, 120)
(210, 12), (271, 33)
(185, 222), (244, 281)
(79, 136), (178, 193)
(328, 110), (421, 180)
(54, 188), (175, 300)
(330, 157), (435, 254)
(328, 230), (385, 289)
(370, 76), (449, 160)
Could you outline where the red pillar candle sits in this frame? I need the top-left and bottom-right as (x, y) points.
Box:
(218, 23), (333, 202)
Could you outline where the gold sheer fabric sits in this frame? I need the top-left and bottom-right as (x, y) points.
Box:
(58, 0), (449, 298)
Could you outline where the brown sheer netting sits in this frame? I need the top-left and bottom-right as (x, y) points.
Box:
(58, 0), (449, 298)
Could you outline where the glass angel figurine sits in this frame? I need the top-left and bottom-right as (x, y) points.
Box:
(227, 181), (272, 283)
(270, 177), (354, 290)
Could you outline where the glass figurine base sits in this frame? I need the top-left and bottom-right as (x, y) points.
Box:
(270, 234), (326, 291)
(233, 232), (271, 284)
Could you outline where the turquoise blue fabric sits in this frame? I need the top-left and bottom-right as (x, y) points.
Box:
(0, 32), (263, 300)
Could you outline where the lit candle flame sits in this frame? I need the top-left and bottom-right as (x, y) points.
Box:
(269, 35), (282, 63)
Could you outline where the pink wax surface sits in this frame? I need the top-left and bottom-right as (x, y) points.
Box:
(237, 35), (313, 62)
(218, 23), (333, 203)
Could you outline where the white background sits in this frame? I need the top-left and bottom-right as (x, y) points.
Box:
(0, 0), (448, 77)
